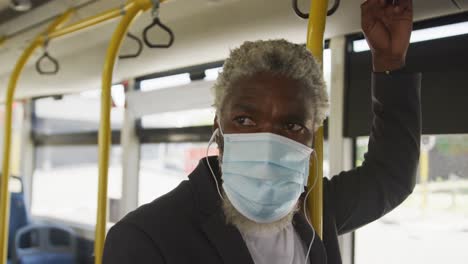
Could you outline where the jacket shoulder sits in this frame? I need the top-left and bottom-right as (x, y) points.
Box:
(103, 221), (165, 263)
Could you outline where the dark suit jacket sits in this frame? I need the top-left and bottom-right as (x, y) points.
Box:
(103, 72), (422, 264)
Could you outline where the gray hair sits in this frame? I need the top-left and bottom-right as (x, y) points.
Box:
(212, 39), (329, 130)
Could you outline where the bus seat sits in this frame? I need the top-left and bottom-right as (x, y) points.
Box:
(13, 224), (77, 264)
(8, 178), (29, 260)
(6, 176), (78, 264)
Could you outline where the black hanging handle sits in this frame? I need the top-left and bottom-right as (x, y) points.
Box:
(35, 51), (60, 75)
(292, 0), (341, 19)
(119, 32), (144, 59)
(142, 17), (175, 49)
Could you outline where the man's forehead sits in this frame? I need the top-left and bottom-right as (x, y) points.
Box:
(225, 92), (314, 124)
(226, 74), (312, 109)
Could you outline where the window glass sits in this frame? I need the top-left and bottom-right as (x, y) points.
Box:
(141, 108), (215, 129)
(34, 85), (125, 134)
(31, 145), (122, 226)
(353, 21), (468, 52)
(140, 73), (191, 92)
(0, 102), (24, 176)
(139, 142), (218, 205)
(355, 134), (468, 264)
(204, 67), (223, 81)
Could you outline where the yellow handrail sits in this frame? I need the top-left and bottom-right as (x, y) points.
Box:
(306, 0), (329, 239)
(94, 0), (157, 262)
(420, 150), (429, 210)
(0, 4), (126, 47)
(47, 8), (123, 40)
(0, 0), (175, 263)
(0, 10), (74, 264)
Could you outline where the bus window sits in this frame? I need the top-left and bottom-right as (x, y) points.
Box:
(354, 134), (468, 264)
(0, 103), (24, 176)
(138, 107), (216, 205)
(31, 90), (125, 226)
(31, 145), (123, 226)
(142, 108), (215, 129)
(34, 88), (125, 134)
(140, 73), (191, 92)
(139, 142), (218, 206)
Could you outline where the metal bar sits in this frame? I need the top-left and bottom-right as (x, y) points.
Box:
(19, 101), (35, 219)
(46, 7), (124, 40)
(306, 0), (329, 239)
(32, 131), (122, 146)
(420, 150), (429, 210)
(135, 60), (224, 82)
(329, 36), (354, 264)
(94, 1), (153, 263)
(137, 126), (214, 143)
(0, 10), (74, 264)
(1, 6), (122, 47)
(119, 80), (140, 220)
(64, 0), (169, 44)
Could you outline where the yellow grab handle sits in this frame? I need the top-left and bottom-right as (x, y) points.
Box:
(0, 10), (74, 264)
(94, 0), (155, 263)
(305, 0), (329, 239)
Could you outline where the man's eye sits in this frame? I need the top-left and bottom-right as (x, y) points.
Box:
(286, 123), (304, 132)
(234, 116), (256, 126)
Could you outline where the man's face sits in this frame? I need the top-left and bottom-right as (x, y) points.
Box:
(215, 72), (315, 150)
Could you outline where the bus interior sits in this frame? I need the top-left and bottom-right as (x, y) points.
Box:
(0, 0), (467, 263)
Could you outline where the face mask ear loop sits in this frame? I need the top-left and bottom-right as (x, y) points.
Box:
(304, 150), (319, 264)
(206, 128), (224, 201)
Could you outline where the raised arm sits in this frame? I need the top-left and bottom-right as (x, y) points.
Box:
(362, 0), (413, 72)
(324, 0), (422, 234)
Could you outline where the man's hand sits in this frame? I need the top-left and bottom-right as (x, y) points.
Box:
(361, 0), (413, 72)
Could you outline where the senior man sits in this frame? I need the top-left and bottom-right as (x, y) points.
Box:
(103, 0), (421, 263)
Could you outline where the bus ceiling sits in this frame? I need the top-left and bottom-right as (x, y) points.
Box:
(0, 0), (466, 99)
(0, 0), (54, 24)
(0, 0), (465, 41)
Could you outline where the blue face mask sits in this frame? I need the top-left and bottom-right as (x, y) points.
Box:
(207, 127), (313, 224)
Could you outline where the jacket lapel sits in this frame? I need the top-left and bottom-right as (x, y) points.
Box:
(190, 157), (254, 264)
(201, 212), (254, 264)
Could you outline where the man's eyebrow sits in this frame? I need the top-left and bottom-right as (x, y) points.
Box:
(230, 102), (259, 112)
(280, 112), (309, 123)
(279, 104), (315, 124)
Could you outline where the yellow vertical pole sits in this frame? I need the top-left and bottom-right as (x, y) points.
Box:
(420, 150), (429, 210)
(94, 1), (152, 263)
(0, 10), (74, 264)
(306, 0), (329, 239)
